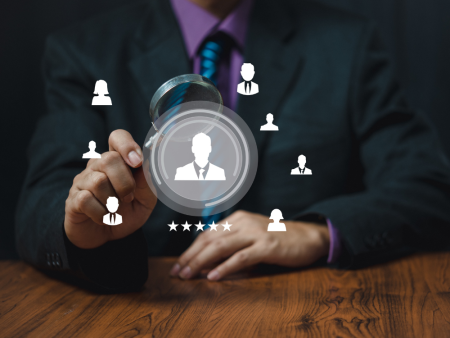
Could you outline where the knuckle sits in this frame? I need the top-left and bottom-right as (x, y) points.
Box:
(235, 251), (249, 264)
(255, 225), (266, 234)
(265, 237), (280, 252)
(198, 232), (211, 243)
(76, 190), (92, 208)
(234, 210), (248, 219)
(116, 178), (135, 197)
(101, 151), (121, 168)
(189, 259), (201, 271)
(104, 151), (121, 163)
(65, 195), (70, 211)
(214, 239), (228, 251)
(67, 186), (77, 199)
(91, 172), (109, 190)
(109, 129), (121, 142)
(201, 237), (212, 247)
(87, 158), (97, 167)
(73, 173), (82, 184)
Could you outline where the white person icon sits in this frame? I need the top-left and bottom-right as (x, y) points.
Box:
(103, 196), (122, 226)
(260, 113), (279, 131)
(237, 63), (259, 95)
(92, 80), (112, 106)
(267, 209), (286, 231)
(174, 133), (226, 181)
(291, 154), (312, 175)
(82, 141), (101, 159)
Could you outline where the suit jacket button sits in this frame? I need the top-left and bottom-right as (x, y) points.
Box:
(47, 253), (51, 266)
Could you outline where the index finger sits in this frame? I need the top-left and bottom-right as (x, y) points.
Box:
(109, 129), (143, 168)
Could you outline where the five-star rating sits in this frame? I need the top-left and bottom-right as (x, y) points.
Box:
(167, 221), (232, 231)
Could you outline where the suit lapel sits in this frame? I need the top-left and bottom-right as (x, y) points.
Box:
(128, 0), (191, 108)
(236, 0), (303, 155)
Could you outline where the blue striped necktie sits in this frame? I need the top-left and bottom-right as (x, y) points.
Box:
(198, 33), (233, 227)
(199, 32), (233, 88)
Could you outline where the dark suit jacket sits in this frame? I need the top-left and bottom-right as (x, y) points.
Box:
(15, 0), (450, 292)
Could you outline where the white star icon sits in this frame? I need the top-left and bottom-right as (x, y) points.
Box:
(222, 221), (232, 231)
(209, 221), (219, 231)
(168, 221), (178, 231)
(182, 221), (192, 231)
(195, 221), (205, 231)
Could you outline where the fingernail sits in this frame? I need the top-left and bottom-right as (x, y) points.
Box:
(128, 151), (142, 167)
(123, 192), (134, 203)
(207, 270), (220, 281)
(179, 266), (191, 279)
(136, 147), (143, 156)
(170, 264), (180, 276)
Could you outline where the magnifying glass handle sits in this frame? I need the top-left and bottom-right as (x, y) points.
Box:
(144, 122), (160, 149)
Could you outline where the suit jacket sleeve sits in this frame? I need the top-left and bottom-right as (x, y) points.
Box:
(299, 23), (450, 268)
(15, 33), (149, 292)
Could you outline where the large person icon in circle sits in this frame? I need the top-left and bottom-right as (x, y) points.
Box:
(174, 133), (226, 181)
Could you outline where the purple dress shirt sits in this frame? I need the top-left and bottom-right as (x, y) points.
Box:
(170, 0), (254, 109)
(170, 0), (341, 263)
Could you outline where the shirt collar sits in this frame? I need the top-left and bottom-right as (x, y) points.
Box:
(193, 161), (210, 178)
(170, 0), (254, 59)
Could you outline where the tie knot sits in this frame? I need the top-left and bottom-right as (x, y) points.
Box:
(201, 32), (234, 55)
(199, 32), (234, 86)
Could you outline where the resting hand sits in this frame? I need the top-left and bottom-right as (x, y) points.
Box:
(170, 210), (330, 281)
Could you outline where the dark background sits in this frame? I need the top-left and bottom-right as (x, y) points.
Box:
(1, 0), (449, 259)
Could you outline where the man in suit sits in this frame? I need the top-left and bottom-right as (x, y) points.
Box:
(103, 197), (123, 226)
(15, 0), (450, 292)
(291, 155), (312, 175)
(174, 133), (226, 180)
(237, 63), (259, 95)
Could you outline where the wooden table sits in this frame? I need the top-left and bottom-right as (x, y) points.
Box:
(1, 253), (450, 338)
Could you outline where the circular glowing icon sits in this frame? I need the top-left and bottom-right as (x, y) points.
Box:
(143, 101), (258, 216)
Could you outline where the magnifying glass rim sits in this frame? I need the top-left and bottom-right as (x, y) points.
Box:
(149, 74), (220, 119)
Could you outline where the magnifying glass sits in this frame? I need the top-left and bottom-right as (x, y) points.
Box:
(145, 74), (223, 148)
(142, 74), (258, 216)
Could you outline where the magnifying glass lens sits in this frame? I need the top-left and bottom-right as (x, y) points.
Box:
(150, 74), (223, 132)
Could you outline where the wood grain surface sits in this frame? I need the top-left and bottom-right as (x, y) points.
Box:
(1, 253), (450, 338)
